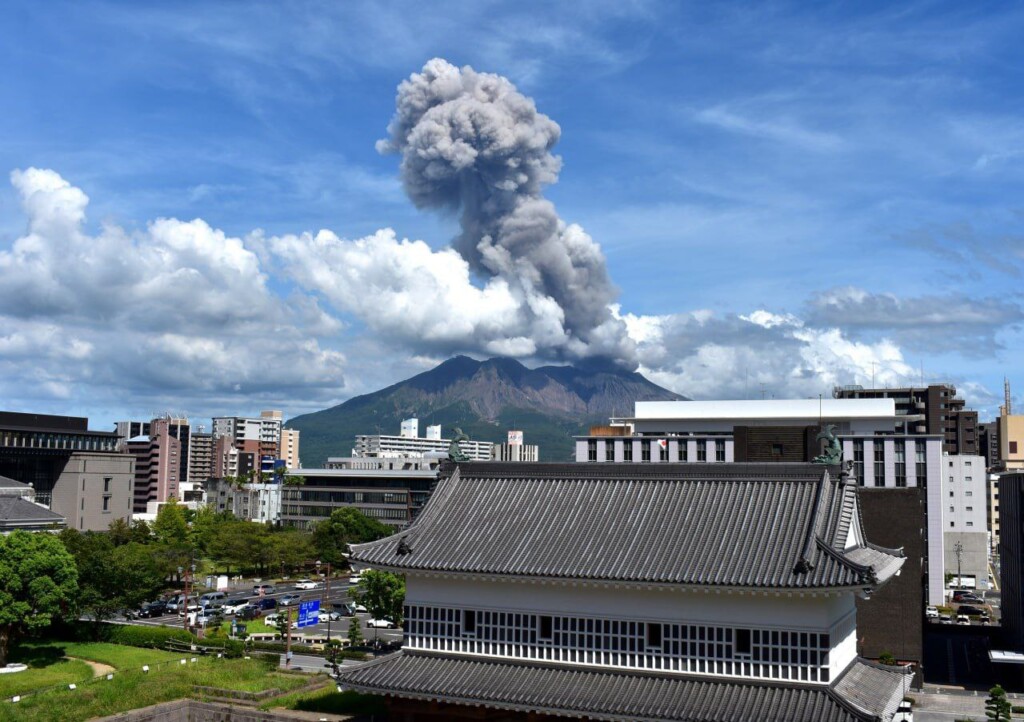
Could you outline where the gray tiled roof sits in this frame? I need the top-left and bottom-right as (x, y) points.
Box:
(351, 462), (904, 590)
(338, 652), (905, 722)
(832, 659), (911, 721)
(0, 474), (30, 489)
(0, 496), (65, 524)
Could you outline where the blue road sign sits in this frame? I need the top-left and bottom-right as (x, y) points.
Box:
(297, 600), (320, 628)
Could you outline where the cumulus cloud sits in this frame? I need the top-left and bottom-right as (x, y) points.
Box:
(376, 58), (634, 365)
(807, 286), (1023, 354)
(0, 168), (347, 415)
(617, 307), (915, 399)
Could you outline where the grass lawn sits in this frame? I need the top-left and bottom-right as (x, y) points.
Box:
(5, 656), (302, 721)
(218, 619), (278, 635)
(0, 655), (93, 700)
(25, 642), (180, 670)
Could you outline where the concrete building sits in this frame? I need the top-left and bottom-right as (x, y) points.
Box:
(353, 419), (493, 460)
(834, 384), (978, 455)
(280, 459), (437, 530)
(205, 477), (281, 523)
(339, 461), (911, 721)
(990, 472), (1002, 554)
(127, 418), (183, 513)
(280, 428), (300, 469)
(942, 455), (989, 590)
(491, 429), (539, 461)
(213, 412), (282, 461)
(0, 474), (66, 532)
(999, 412), (1024, 472)
(981, 421), (1001, 471)
(187, 431), (214, 483)
(116, 417), (190, 486)
(0, 411), (132, 531)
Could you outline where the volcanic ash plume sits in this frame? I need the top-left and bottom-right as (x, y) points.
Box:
(377, 58), (635, 366)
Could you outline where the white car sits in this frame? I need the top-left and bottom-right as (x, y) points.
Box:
(264, 613), (292, 628)
(925, 606), (939, 619)
(178, 603), (202, 617)
(366, 617), (397, 629)
(956, 614), (971, 626)
(319, 611), (343, 623)
(892, 700), (913, 722)
(222, 599), (251, 615)
(294, 579), (320, 590)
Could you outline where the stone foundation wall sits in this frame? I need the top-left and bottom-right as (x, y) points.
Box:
(94, 698), (354, 721)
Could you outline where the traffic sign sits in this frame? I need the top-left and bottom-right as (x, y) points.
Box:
(297, 600), (320, 628)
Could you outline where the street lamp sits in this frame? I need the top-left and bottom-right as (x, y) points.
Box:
(180, 563), (197, 634)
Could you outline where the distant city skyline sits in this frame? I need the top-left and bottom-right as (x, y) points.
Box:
(1, 1), (1022, 426)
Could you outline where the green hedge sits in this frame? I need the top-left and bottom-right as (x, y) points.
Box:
(246, 640), (368, 661)
(105, 624), (196, 649)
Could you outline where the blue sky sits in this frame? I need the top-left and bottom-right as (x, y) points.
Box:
(1, 0), (1022, 428)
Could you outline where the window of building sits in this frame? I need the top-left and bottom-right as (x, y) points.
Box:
(735, 628), (752, 655)
(949, 491), (954, 497)
(950, 506), (955, 513)
(965, 476), (972, 482)
(659, 441), (669, 462)
(950, 521), (955, 527)
(949, 476), (954, 483)
(966, 506), (973, 512)
(539, 616), (553, 640)
(967, 521), (974, 527)
(606, 443), (614, 462)
(463, 610), (476, 634)
(102, 496), (110, 512)
(646, 623), (662, 649)
(697, 443), (707, 462)
(965, 460), (972, 466)
(852, 441), (864, 486)
(773, 443), (785, 457)
(915, 441), (926, 484)
(894, 440), (906, 487)
(641, 442), (651, 462)
(1011, 441), (1019, 454)
(715, 440), (726, 462)
(874, 443), (885, 487)
(103, 477), (111, 493)
(587, 440), (597, 462)
(965, 491), (973, 497)
(679, 441), (688, 462)
(623, 443), (633, 462)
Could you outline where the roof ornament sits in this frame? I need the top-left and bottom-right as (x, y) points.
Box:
(448, 427), (471, 462)
(812, 424), (843, 465)
(396, 537), (413, 556)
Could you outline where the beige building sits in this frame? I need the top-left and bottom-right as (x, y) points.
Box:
(127, 418), (182, 513)
(188, 432), (214, 482)
(281, 428), (300, 469)
(999, 413), (1024, 471)
(52, 452), (134, 531)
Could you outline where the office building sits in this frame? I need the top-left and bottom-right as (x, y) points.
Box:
(339, 461), (911, 721)
(205, 477), (282, 523)
(490, 429), (539, 461)
(999, 473), (1024, 652)
(281, 428), (300, 469)
(942, 455), (988, 590)
(280, 458), (437, 530)
(353, 418), (493, 460)
(998, 414), (1024, 472)
(990, 472), (1002, 553)
(116, 416), (190, 486)
(980, 422), (1001, 471)
(834, 384), (978, 455)
(0, 411), (132, 531)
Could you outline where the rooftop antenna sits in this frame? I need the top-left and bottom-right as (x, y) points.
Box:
(871, 361), (876, 389)
(1006, 378), (1013, 416)
(760, 383), (766, 400)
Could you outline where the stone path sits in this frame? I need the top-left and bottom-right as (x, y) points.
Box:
(66, 656), (115, 677)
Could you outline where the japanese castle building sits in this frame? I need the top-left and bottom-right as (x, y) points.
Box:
(339, 461), (912, 721)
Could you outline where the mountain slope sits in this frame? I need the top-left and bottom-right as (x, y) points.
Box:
(288, 356), (686, 466)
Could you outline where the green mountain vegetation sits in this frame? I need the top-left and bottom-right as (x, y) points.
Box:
(287, 356), (685, 466)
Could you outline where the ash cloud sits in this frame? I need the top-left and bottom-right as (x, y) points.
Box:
(378, 58), (635, 366)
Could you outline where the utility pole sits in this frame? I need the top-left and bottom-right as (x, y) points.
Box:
(285, 606), (293, 668)
(954, 541), (964, 590)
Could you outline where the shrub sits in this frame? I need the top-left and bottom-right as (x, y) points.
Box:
(223, 639), (245, 659)
(106, 625), (195, 649)
(1012, 705), (1024, 714)
(878, 652), (896, 666)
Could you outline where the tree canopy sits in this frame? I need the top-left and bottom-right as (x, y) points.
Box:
(312, 507), (393, 566)
(0, 531), (78, 664)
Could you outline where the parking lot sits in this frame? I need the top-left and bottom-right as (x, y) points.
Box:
(123, 579), (404, 645)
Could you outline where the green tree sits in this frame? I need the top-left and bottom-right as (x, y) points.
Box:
(312, 507), (393, 566)
(152, 499), (189, 547)
(270, 529), (314, 575)
(273, 608), (292, 638)
(0, 531), (78, 664)
(986, 685), (1012, 721)
(354, 570), (405, 642)
(209, 520), (272, 575)
(130, 519), (153, 544)
(347, 616), (364, 647)
(107, 517), (133, 546)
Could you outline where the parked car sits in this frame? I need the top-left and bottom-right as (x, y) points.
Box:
(957, 605), (985, 617)
(939, 614), (953, 624)
(366, 617), (397, 629)
(348, 573), (364, 586)
(236, 605), (261, 621)
(222, 598), (251, 615)
(196, 610), (223, 628)
(280, 593), (302, 606)
(294, 579), (319, 590)
(319, 611), (343, 623)
(331, 602), (355, 616)
(956, 615), (971, 625)
(352, 602), (367, 613)
(254, 597), (277, 611)
(165, 595), (185, 613)
(892, 700), (913, 722)
(178, 603), (202, 617)
(953, 591), (983, 603)
(137, 601), (168, 618)
(253, 583), (276, 595)
(264, 613), (293, 629)
(200, 591), (226, 607)
(925, 606), (938, 619)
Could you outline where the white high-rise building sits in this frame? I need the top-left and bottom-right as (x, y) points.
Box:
(400, 418), (419, 439)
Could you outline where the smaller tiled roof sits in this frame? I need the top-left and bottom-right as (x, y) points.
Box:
(832, 659), (911, 720)
(351, 462), (904, 590)
(337, 652), (908, 722)
(0, 497), (65, 526)
(0, 474), (30, 489)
